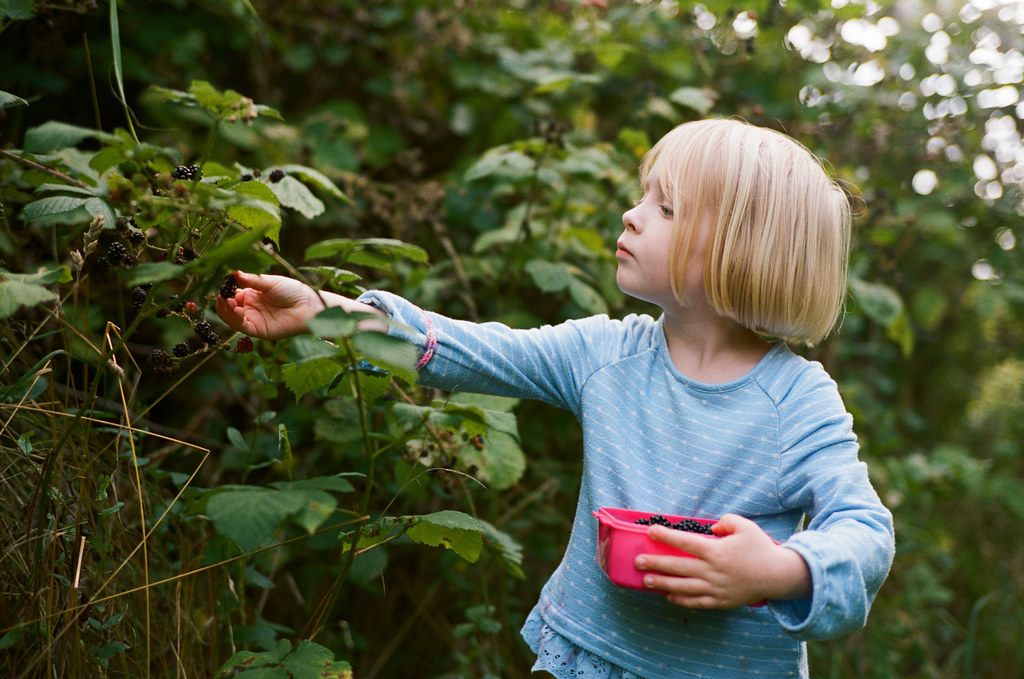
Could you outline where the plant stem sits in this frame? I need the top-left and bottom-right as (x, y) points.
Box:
(0, 148), (89, 189)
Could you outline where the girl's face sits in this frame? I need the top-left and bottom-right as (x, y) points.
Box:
(616, 164), (706, 309)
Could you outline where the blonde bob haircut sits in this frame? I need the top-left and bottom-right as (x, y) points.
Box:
(640, 118), (852, 345)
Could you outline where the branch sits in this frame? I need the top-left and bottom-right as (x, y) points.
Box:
(0, 148), (89, 189)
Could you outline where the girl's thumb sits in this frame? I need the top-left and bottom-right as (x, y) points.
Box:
(710, 513), (747, 536)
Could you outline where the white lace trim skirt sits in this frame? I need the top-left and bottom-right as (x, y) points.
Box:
(522, 607), (645, 679)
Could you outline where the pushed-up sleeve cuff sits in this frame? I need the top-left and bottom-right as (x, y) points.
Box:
(356, 290), (437, 370)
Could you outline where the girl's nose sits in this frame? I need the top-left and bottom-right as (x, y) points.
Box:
(622, 205), (639, 232)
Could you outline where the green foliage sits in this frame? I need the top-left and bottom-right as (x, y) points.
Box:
(1, 0), (1023, 678)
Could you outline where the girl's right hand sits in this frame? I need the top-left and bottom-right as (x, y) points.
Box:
(215, 271), (336, 340)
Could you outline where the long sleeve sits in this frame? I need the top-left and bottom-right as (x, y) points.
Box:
(767, 366), (896, 641)
(357, 290), (657, 415)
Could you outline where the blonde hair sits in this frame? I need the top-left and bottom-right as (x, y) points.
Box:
(640, 118), (851, 345)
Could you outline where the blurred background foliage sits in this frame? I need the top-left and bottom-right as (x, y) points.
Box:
(1, 0), (1022, 677)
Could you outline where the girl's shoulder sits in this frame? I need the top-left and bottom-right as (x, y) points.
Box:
(755, 345), (845, 408)
(563, 312), (664, 354)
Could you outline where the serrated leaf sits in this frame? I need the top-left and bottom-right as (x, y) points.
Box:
(0, 280), (57, 318)
(304, 306), (364, 339)
(304, 238), (429, 267)
(0, 2), (33, 21)
(267, 175), (325, 219)
(351, 331), (419, 385)
(281, 356), (346, 399)
(282, 640), (352, 678)
(406, 510), (484, 562)
(216, 639), (293, 675)
(123, 261), (183, 287)
(20, 195), (89, 223)
(329, 370), (393, 405)
(461, 430), (525, 491)
(478, 520), (524, 578)
(275, 164), (349, 202)
(205, 489), (308, 552)
(23, 121), (119, 153)
(226, 181), (281, 237)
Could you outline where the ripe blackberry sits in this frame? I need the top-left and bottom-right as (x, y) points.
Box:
(107, 241), (127, 262)
(130, 286), (147, 310)
(180, 247), (197, 262)
(150, 349), (170, 366)
(219, 274), (238, 300)
(268, 168), (285, 183)
(115, 216), (130, 231)
(121, 254), (137, 268)
(188, 164), (202, 180)
(235, 337), (254, 354)
(194, 320), (212, 336)
(172, 165), (193, 180)
(240, 173), (254, 182)
(173, 342), (191, 357)
(634, 514), (714, 535)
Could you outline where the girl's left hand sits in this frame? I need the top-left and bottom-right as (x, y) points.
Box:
(635, 513), (811, 609)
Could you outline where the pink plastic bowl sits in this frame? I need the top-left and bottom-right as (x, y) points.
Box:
(592, 507), (716, 591)
(592, 506), (769, 606)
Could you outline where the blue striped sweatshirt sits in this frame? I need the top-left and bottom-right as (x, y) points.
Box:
(358, 291), (895, 679)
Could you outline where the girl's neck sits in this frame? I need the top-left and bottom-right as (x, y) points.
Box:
(660, 304), (772, 384)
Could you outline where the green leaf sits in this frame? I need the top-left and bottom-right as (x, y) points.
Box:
(20, 195), (89, 224)
(282, 640), (353, 678)
(330, 370), (393, 405)
(525, 259), (572, 293)
(123, 261), (183, 287)
(232, 666), (290, 679)
(270, 476), (355, 494)
(0, 280), (58, 318)
(461, 429), (526, 491)
(849, 277), (903, 327)
(0, 89), (28, 109)
(304, 238), (429, 268)
(23, 121), (119, 153)
(267, 175), (325, 219)
(568, 277), (608, 315)
(668, 86), (717, 115)
(226, 181), (281, 240)
(406, 510), (485, 563)
(351, 331), (420, 385)
(281, 356), (346, 399)
(275, 164), (349, 202)
(304, 306), (364, 339)
(464, 149), (535, 183)
(205, 488), (309, 551)
(91, 641), (131, 660)
(217, 640), (292, 675)
(478, 520), (524, 578)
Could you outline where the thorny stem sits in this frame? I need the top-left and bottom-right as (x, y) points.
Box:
(0, 148), (89, 189)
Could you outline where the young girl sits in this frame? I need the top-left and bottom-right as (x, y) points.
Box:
(217, 118), (895, 678)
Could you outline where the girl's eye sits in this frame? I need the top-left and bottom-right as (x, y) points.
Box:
(660, 205), (674, 217)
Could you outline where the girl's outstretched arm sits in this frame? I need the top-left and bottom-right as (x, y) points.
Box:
(215, 271), (385, 340)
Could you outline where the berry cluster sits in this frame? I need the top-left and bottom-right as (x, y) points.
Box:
(194, 320), (219, 347)
(268, 168), (285, 183)
(634, 514), (714, 535)
(172, 164), (203, 181)
(219, 273), (238, 300)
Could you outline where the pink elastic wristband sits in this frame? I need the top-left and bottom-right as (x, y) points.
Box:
(415, 312), (436, 370)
